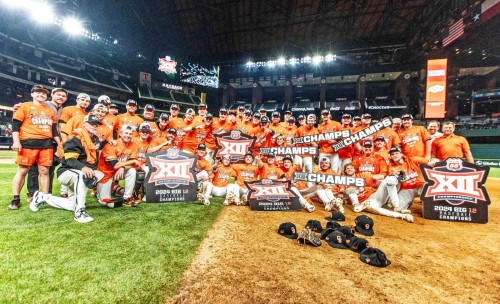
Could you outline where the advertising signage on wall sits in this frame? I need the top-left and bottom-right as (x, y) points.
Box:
(425, 59), (448, 119)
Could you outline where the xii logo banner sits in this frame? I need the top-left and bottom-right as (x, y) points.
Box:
(145, 148), (198, 203)
(214, 130), (255, 163)
(245, 179), (302, 211)
(420, 158), (490, 223)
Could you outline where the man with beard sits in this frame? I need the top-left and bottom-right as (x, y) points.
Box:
(59, 93), (90, 132)
(98, 95), (116, 131)
(194, 144), (213, 205)
(140, 104), (159, 137)
(318, 109), (342, 171)
(336, 113), (353, 172)
(149, 128), (178, 152)
(431, 121), (473, 163)
(249, 116), (274, 156)
(113, 99), (144, 138)
(313, 157), (344, 213)
(180, 108), (203, 154)
(399, 114), (432, 159)
(156, 113), (170, 138)
(231, 152), (260, 205)
(212, 108), (234, 134)
(203, 155), (238, 206)
(294, 114), (318, 173)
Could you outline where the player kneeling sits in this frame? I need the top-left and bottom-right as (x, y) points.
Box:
(29, 115), (104, 223)
(193, 144), (212, 205)
(200, 155), (239, 206)
(231, 152), (261, 206)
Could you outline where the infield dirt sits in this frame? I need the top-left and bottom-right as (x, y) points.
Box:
(169, 179), (500, 304)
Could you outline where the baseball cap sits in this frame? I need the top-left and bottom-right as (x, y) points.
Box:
(253, 112), (261, 118)
(338, 226), (355, 239)
(325, 231), (349, 249)
(51, 87), (67, 95)
(244, 151), (254, 158)
(283, 154), (293, 161)
(272, 111), (280, 117)
(374, 135), (386, 142)
(98, 95), (111, 104)
(354, 215), (374, 236)
(185, 108), (195, 115)
(359, 248), (391, 267)
(77, 93), (91, 101)
(138, 123), (151, 133)
(31, 85), (50, 95)
(238, 106), (245, 111)
(321, 109), (330, 115)
(167, 128), (177, 134)
(160, 113), (170, 120)
(267, 152), (275, 158)
(144, 104), (155, 111)
(259, 108), (267, 112)
(401, 114), (413, 120)
(307, 114), (316, 120)
(198, 103), (207, 108)
(278, 222), (298, 239)
(120, 125), (134, 132)
(244, 109), (252, 115)
(353, 116), (361, 120)
(228, 111), (236, 116)
(320, 228), (335, 240)
(205, 113), (214, 119)
(348, 236), (369, 253)
(219, 108), (228, 113)
(342, 113), (352, 118)
(287, 116), (295, 122)
(170, 104), (179, 110)
(362, 140), (373, 147)
(320, 157), (330, 163)
(284, 110), (292, 114)
(305, 219), (323, 233)
(298, 115), (305, 120)
(381, 114), (392, 120)
(389, 147), (402, 154)
(197, 143), (207, 150)
(109, 103), (118, 108)
(325, 220), (341, 230)
(325, 211), (345, 222)
(92, 104), (107, 111)
(362, 113), (372, 119)
(260, 116), (270, 123)
(83, 115), (101, 125)
(126, 99), (137, 106)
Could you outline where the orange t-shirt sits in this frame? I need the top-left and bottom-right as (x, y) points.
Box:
(132, 137), (153, 165)
(269, 123), (285, 135)
(431, 134), (471, 161)
(61, 115), (85, 137)
(180, 120), (203, 153)
(212, 119), (234, 134)
(102, 113), (116, 131)
(373, 127), (401, 150)
(318, 120), (342, 154)
(98, 140), (139, 181)
(387, 157), (426, 189)
(113, 113), (144, 137)
(59, 106), (87, 123)
(260, 163), (284, 180)
(13, 102), (57, 140)
(195, 156), (212, 175)
(249, 127), (272, 154)
(150, 137), (176, 151)
(337, 125), (353, 160)
(232, 163), (260, 188)
(211, 165), (236, 187)
(352, 153), (388, 175)
(399, 125), (431, 158)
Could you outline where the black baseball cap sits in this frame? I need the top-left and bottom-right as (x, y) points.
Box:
(144, 104), (155, 111)
(31, 85), (50, 95)
(253, 112), (261, 118)
(325, 211), (345, 222)
(238, 105), (245, 110)
(284, 110), (292, 114)
(321, 109), (330, 115)
(401, 114), (413, 120)
(298, 115), (305, 120)
(283, 154), (293, 161)
(272, 111), (280, 117)
(83, 115), (101, 125)
(205, 113), (214, 119)
(198, 103), (207, 108)
(353, 116), (361, 120)
(170, 104), (180, 110)
(109, 103), (118, 108)
(244, 151), (254, 158)
(305, 219), (323, 233)
(98, 95), (111, 104)
(325, 220), (341, 230)
(267, 152), (275, 158)
(167, 128), (177, 134)
(362, 113), (372, 119)
(338, 226), (355, 239)
(354, 215), (374, 236)
(320, 228), (335, 240)
(126, 99), (137, 105)
(363, 141), (373, 147)
(244, 109), (252, 115)
(359, 248), (391, 267)
(197, 143), (207, 150)
(381, 114), (392, 120)
(287, 116), (295, 122)
(342, 113), (352, 118)
(219, 108), (228, 113)
(160, 113), (170, 120)
(259, 108), (267, 112)
(389, 147), (402, 154)
(374, 136), (385, 142)
(260, 116), (270, 123)
(278, 222), (298, 239)
(325, 231), (349, 249)
(348, 236), (369, 253)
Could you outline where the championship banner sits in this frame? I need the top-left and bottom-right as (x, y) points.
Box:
(259, 146), (317, 156)
(245, 179), (302, 211)
(214, 130), (255, 164)
(292, 172), (366, 187)
(425, 58), (447, 119)
(333, 119), (392, 152)
(292, 130), (351, 144)
(420, 158), (490, 223)
(144, 148), (198, 203)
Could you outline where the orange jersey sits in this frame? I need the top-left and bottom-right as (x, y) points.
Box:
(150, 137), (176, 151)
(212, 118), (234, 134)
(211, 165), (236, 187)
(399, 125), (431, 158)
(338, 125), (353, 160)
(98, 140), (139, 181)
(13, 102), (57, 141)
(373, 127), (401, 150)
(281, 126), (297, 146)
(249, 127), (272, 153)
(314, 168), (340, 192)
(235, 121), (254, 135)
(168, 117), (184, 129)
(170, 119), (187, 148)
(142, 121), (161, 138)
(260, 163), (284, 180)
(59, 106), (87, 123)
(352, 153), (388, 175)
(113, 113), (144, 136)
(318, 120), (342, 154)
(180, 120), (203, 153)
(195, 156), (212, 175)
(431, 134), (471, 161)
(132, 137), (153, 164)
(374, 148), (390, 162)
(281, 165), (308, 190)
(269, 123), (285, 135)
(101, 113), (116, 130)
(61, 115), (85, 137)
(387, 157), (426, 189)
(232, 163), (260, 188)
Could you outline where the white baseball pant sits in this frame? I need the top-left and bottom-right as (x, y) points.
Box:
(97, 168), (137, 202)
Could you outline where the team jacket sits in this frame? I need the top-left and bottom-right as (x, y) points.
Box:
(57, 128), (99, 177)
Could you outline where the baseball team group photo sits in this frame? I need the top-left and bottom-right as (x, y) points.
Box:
(1, 1), (499, 303)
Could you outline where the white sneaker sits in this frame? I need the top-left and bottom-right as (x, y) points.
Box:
(305, 203), (316, 213)
(74, 209), (94, 223)
(29, 191), (44, 212)
(223, 200), (230, 206)
(227, 193), (237, 205)
(239, 195), (248, 206)
(402, 214), (414, 223)
(334, 197), (345, 214)
(324, 201), (333, 211)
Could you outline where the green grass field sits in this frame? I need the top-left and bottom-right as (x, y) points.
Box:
(0, 164), (224, 304)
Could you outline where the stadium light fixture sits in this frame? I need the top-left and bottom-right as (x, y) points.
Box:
(325, 54), (335, 62)
(62, 17), (84, 36)
(29, 2), (54, 24)
(302, 56), (312, 63)
(289, 57), (298, 65)
(267, 60), (276, 68)
(312, 55), (323, 65)
(277, 57), (286, 65)
(246, 61), (255, 68)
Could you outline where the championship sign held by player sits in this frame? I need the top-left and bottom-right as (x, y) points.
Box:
(292, 172), (366, 187)
(259, 146), (317, 156)
(144, 148), (198, 203)
(214, 130), (255, 163)
(333, 119), (392, 152)
(420, 158), (490, 223)
(245, 179), (302, 211)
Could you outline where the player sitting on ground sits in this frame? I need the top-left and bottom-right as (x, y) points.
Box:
(231, 152), (261, 205)
(194, 144), (213, 205)
(313, 157), (344, 213)
(201, 155), (239, 206)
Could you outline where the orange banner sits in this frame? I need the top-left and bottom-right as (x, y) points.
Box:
(425, 59), (448, 119)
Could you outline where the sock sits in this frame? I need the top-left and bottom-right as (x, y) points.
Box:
(13, 195), (20, 201)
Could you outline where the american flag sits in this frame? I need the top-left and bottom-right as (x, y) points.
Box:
(442, 18), (464, 47)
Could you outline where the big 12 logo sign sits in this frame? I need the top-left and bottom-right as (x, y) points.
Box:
(245, 179), (302, 211)
(145, 148), (198, 203)
(214, 130), (255, 164)
(420, 158), (490, 223)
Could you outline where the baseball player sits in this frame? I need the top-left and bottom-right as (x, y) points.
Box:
(318, 109), (342, 171)
(280, 154), (316, 212)
(30, 115), (104, 223)
(398, 114), (432, 159)
(10, 85), (60, 210)
(113, 99), (144, 138)
(156, 113), (170, 138)
(313, 157), (344, 213)
(431, 121), (473, 163)
(194, 103), (208, 124)
(180, 109), (204, 154)
(372, 115), (401, 151)
(249, 116), (274, 155)
(230, 152), (261, 205)
(294, 114), (319, 173)
(58, 93), (90, 132)
(236, 106), (245, 122)
(193, 144), (213, 205)
(201, 155), (239, 206)
(140, 104), (160, 137)
(279, 110), (293, 128)
(97, 95), (116, 131)
(97, 126), (139, 207)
